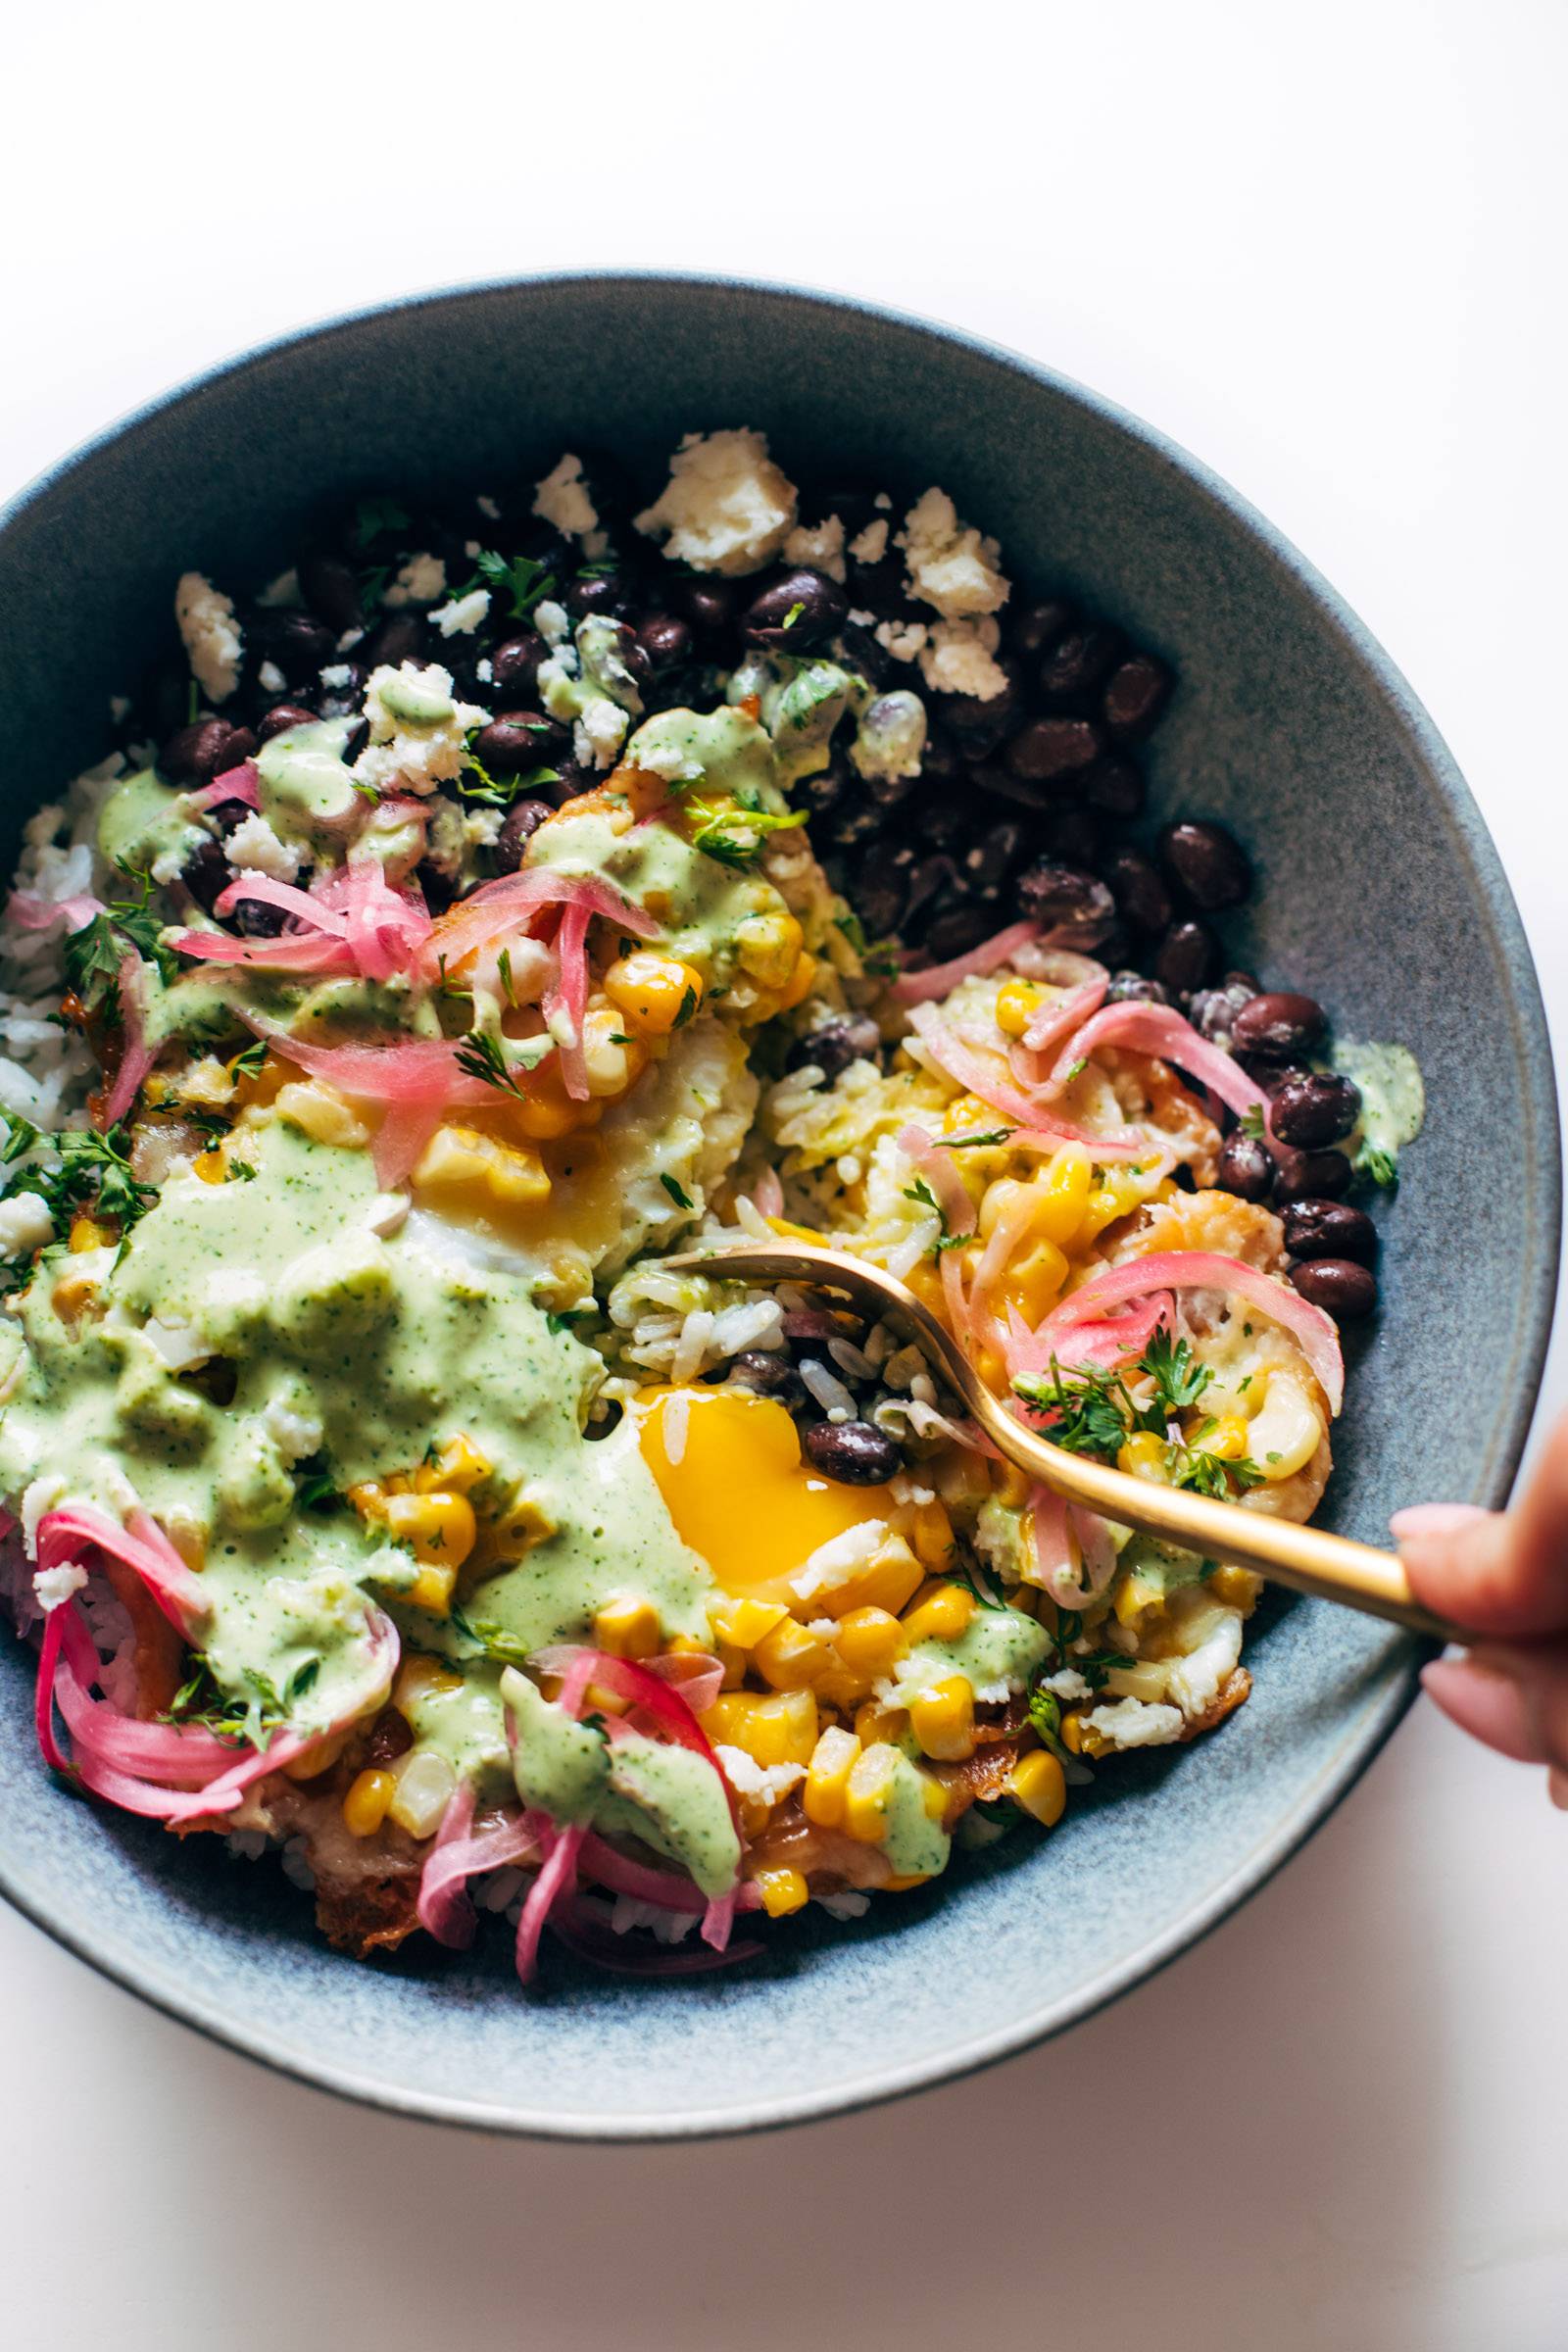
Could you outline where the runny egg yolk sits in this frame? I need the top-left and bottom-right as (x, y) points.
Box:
(633, 1387), (894, 1605)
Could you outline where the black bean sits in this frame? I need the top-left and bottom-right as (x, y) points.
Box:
(637, 612), (692, 670)
(298, 552), (366, 635)
(971, 761), (1052, 814)
(959, 818), (1029, 900)
(1037, 623), (1124, 710)
(487, 631), (545, 700)
(822, 795), (885, 854)
(415, 859), (458, 913)
(357, 612), (426, 671)
(1158, 819), (1251, 911)
(255, 702), (318, 745)
(1107, 970), (1171, 1005)
(1189, 974), (1257, 1049)
(568, 570), (631, 619)
(724, 1351), (805, 1405)
(787, 1014), (882, 1080)
(864, 772), (922, 826)
(904, 854), (956, 927)
(1084, 755), (1146, 819)
(935, 680), (1023, 760)
(795, 761), (852, 826)
(1154, 917), (1217, 996)
(1272, 1072), (1361, 1149)
(1273, 1149), (1352, 1203)
(1103, 846), (1173, 935)
(473, 710), (567, 777)
(803, 1419), (903, 1485)
(1282, 1199), (1378, 1266)
(1289, 1259), (1378, 1320)
(202, 798), (258, 837)
(842, 552), (910, 619)
(179, 839), (232, 913)
(856, 842), (914, 937)
(1103, 653), (1174, 739)
(924, 901), (1002, 960)
(494, 799), (555, 870)
(255, 610), (336, 685)
(674, 576), (740, 640)
(1004, 714), (1104, 785)
(158, 718), (256, 785)
(1007, 596), (1076, 662)
(1228, 991), (1326, 1061)
(1015, 860), (1114, 934)
(1215, 1131), (1274, 1200)
(234, 898), (287, 938)
(743, 566), (849, 650)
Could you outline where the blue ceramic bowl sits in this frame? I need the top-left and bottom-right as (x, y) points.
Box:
(0, 275), (1557, 2137)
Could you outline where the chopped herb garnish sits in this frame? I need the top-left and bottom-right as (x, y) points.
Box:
(1240, 1102), (1266, 1142)
(660, 1174), (695, 1211)
(1355, 1143), (1398, 1192)
(671, 986), (699, 1030)
(688, 797), (808, 869)
(351, 494), (411, 550)
(228, 1038), (269, 1081)
(454, 1030), (524, 1096)
(781, 601), (806, 630)
(225, 1159), (257, 1184)
(64, 869), (177, 1011)
(546, 1308), (591, 1336)
(0, 1117), (156, 1242)
(935, 1128), (1013, 1151)
(473, 548), (557, 622)
(449, 1601), (533, 1666)
(1014, 1335), (1263, 1496)
(902, 1175), (969, 1257)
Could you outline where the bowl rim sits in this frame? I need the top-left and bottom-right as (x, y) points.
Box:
(0, 269), (1558, 2140)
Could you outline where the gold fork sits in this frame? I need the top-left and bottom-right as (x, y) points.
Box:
(665, 1240), (1461, 1642)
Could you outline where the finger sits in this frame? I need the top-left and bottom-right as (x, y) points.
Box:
(1549, 1768), (1568, 1812)
(1421, 1656), (1546, 1762)
(1399, 1407), (1568, 1638)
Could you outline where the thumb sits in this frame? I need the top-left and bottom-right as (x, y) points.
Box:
(1396, 1405), (1568, 1640)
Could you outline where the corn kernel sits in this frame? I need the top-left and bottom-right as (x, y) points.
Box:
(414, 1122), (551, 1207)
(754, 1865), (809, 1918)
(407, 1562), (457, 1615)
(843, 1741), (902, 1842)
(813, 1533), (924, 1622)
(753, 1616), (833, 1690)
(50, 1268), (101, 1322)
(275, 1078), (372, 1150)
(508, 1058), (603, 1141)
(994, 977), (1045, 1038)
(804, 1725), (861, 1829)
(604, 951), (707, 1038)
(282, 1728), (348, 1783)
(415, 1432), (490, 1495)
(393, 1653), (463, 1711)
(68, 1214), (113, 1253)
(907, 1673), (975, 1761)
(592, 1594), (662, 1660)
(901, 1582), (976, 1646)
(192, 1150), (226, 1185)
(702, 1688), (818, 1770)
(1008, 1747), (1067, 1827)
(382, 1488), (477, 1569)
(832, 1606), (906, 1680)
(1059, 1711), (1086, 1755)
(491, 1491), (557, 1554)
(998, 1239), (1069, 1329)
(718, 1642), (747, 1690)
(387, 1749), (457, 1838)
(1196, 1413), (1251, 1462)
(854, 1699), (907, 1749)
(773, 949), (818, 1011)
(342, 1768), (396, 1838)
(734, 909), (805, 989)
(581, 1002), (651, 1099)
(907, 1496), (956, 1569)
(1117, 1430), (1169, 1482)
(1209, 1565), (1264, 1611)
(709, 1594), (789, 1649)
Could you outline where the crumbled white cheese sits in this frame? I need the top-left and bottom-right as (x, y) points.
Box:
(149, 845), (187, 888)
(848, 516), (890, 565)
(474, 657), (494, 685)
(713, 1745), (806, 1806)
(1165, 1611), (1244, 1720)
(874, 491), (892, 511)
(463, 808), (504, 847)
(625, 730), (701, 784)
(782, 514), (847, 583)
(21, 1474), (70, 1557)
(257, 659), (287, 696)
(224, 810), (302, 882)
(1039, 1667), (1093, 1702)
(897, 488), (1010, 619)
(574, 698), (629, 769)
(874, 617), (928, 663)
(142, 1318), (209, 1371)
(533, 454), (609, 557)
(0, 1192), (54, 1255)
(362, 1192), (410, 1239)
(32, 1561), (87, 1614)
(791, 1519), (891, 1601)
(354, 662), (489, 797)
(382, 552), (448, 608)
(635, 427), (798, 576)
(173, 572), (243, 705)
(262, 1393), (324, 1463)
(318, 662), (354, 689)
(337, 626), (366, 654)
(916, 614), (1009, 701)
(476, 493), (502, 521)
(534, 598), (571, 647)
(431, 587), (491, 638)
(1086, 1696), (1185, 1749)
(815, 1888), (870, 1920)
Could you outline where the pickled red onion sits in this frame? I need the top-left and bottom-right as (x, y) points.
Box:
(100, 956), (157, 1129)
(892, 917), (1041, 1005)
(897, 1125), (976, 1239)
(906, 1006), (1146, 1157)
(186, 760), (260, 811)
(5, 889), (104, 933)
(416, 1787), (541, 1950)
(37, 1501), (210, 1638)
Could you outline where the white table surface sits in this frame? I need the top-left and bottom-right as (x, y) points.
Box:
(4, 6), (1563, 2345)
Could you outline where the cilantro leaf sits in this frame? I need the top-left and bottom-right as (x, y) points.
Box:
(473, 548), (557, 622)
(902, 1175), (969, 1257)
(687, 797), (808, 869)
(350, 494), (411, 550)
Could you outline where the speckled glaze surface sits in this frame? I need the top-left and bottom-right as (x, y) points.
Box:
(0, 275), (1556, 2138)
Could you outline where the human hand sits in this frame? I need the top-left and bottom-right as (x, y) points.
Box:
(1395, 1406), (1568, 1809)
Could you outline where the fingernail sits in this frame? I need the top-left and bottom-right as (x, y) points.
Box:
(1392, 1502), (1491, 1541)
(1420, 1656), (1546, 1763)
